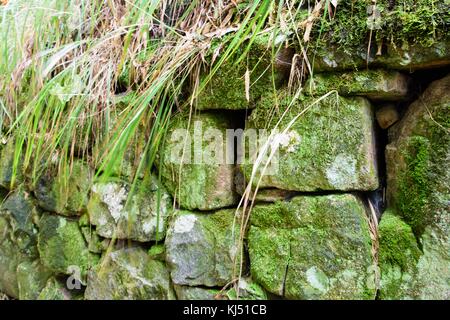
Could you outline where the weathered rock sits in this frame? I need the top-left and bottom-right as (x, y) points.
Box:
(87, 175), (172, 242)
(165, 209), (241, 287)
(16, 260), (52, 300)
(148, 244), (166, 261)
(84, 247), (175, 300)
(0, 138), (24, 189)
(248, 194), (375, 299)
(37, 277), (78, 300)
(34, 160), (92, 216)
(384, 74), (450, 299)
(37, 214), (99, 281)
(195, 36), (291, 110)
(242, 91), (379, 192)
(158, 112), (238, 210)
(376, 104), (400, 129)
(305, 70), (410, 101)
(0, 189), (40, 298)
(313, 42), (450, 72)
(174, 285), (221, 300)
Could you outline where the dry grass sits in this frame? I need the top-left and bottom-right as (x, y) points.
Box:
(0, 291), (10, 300)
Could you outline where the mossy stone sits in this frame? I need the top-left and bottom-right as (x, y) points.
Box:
(84, 247), (176, 300)
(305, 70), (410, 101)
(195, 36), (290, 110)
(87, 174), (173, 242)
(16, 260), (52, 300)
(34, 160), (92, 216)
(384, 74), (450, 299)
(242, 91), (379, 192)
(165, 209), (242, 287)
(248, 194), (375, 299)
(0, 189), (40, 298)
(158, 111), (238, 210)
(37, 214), (99, 281)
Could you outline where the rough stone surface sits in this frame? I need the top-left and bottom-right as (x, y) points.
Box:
(305, 70), (410, 101)
(248, 194), (375, 299)
(37, 214), (99, 281)
(165, 209), (241, 287)
(376, 104), (400, 129)
(242, 91), (379, 192)
(88, 174), (173, 242)
(85, 247), (175, 300)
(0, 189), (40, 298)
(34, 160), (92, 216)
(195, 37), (291, 110)
(16, 260), (52, 300)
(158, 111), (238, 210)
(383, 74), (450, 299)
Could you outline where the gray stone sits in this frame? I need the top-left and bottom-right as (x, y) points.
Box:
(165, 209), (242, 287)
(34, 160), (92, 216)
(174, 285), (221, 300)
(87, 174), (173, 242)
(85, 247), (175, 300)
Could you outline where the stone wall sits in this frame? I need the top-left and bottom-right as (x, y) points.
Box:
(1, 32), (449, 301)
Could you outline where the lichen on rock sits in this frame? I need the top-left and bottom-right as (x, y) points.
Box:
(88, 174), (173, 242)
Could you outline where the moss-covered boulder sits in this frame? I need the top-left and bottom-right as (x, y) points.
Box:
(195, 36), (291, 110)
(158, 112), (238, 210)
(226, 277), (268, 300)
(37, 214), (99, 281)
(88, 175), (172, 242)
(37, 277), (79, 300)
(384, 74), (450, 299)
(165, 209), (242, 287)
(33, 160), (92, 216)
(0, 189), (40, 298)
(248, 194), (375, 299)
(84, 247), (175, 300)
(242, 91), (378, 192)
(0, 138), (24, 189)
(16, 260), (52, 300)
(305, 70), (410, 101)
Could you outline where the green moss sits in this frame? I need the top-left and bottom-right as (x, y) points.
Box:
(397, 136), (431, 235)
(0, 138), (24, 190)
(196, 36), (288, 110)
(309, 0), (449, 53)
(249, 194), (375, 299)
(378, 211), (421, 271)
